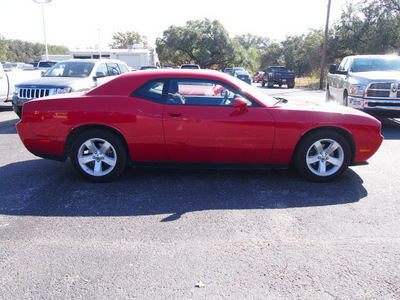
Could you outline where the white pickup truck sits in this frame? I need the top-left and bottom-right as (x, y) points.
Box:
(0, 63), (43, 102)
(326, 55), (400, 117)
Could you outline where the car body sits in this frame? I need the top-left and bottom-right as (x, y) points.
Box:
(12, 59), (130, 117)
(262, 66), (295, 88)
(326, 55), (400, 117)
(180, 64), (200, 69)
(234, 70), (252, 84)
(16, 69), (383, 182)
(253, 71), (264, 83)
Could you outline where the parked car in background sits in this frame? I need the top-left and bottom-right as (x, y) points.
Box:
(0, 64), (8, 101)
(30, 60), (58, 70)
(234, 70), (251, 84)
(224, 67), (232, 75)
(2, 62), (34, 71)
(180, 64), (200, 69)
(253, 71), (264, 83)
(12, 59), (130, 117)
(0, 63), (43, 102)
(231, 67), (245, 76)
(326, 55), (400, 117)
(16, 69), (383, 183)
(140, 66), (159, 70)
(262, 66), (295, 88)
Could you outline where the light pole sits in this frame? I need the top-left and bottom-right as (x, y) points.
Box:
(33, 0), (53, 61)
(319, 0), (331, 90)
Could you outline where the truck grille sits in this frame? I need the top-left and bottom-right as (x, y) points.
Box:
(366, 82), (400, 99)
(18, 88), (50, 100)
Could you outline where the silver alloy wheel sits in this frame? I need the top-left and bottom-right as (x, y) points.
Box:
(305, 138), (344, 177)
(77, 137), (117, 177)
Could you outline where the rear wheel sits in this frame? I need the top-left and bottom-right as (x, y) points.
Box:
(295, 130), (351, 182)
(70, 130), (127, 182)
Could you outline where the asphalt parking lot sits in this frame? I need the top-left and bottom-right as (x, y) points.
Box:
(0, 87), (399, 299)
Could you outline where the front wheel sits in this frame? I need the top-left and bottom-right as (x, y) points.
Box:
(294, 130), (351, 182)
(70, 130), (127, 182)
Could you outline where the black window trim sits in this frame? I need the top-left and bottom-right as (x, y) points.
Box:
(165, 78), (260, 107)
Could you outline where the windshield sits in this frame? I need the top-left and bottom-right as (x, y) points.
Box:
(351, 57), (400, 72)
(44, 61), (95, 77)
(229, 75), (276, 106)
(269, 67), (287, 72)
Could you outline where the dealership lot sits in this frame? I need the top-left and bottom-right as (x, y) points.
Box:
(0, 87), (399, 299)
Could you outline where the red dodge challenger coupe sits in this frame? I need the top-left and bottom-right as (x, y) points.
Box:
(16, 70), (383, 182)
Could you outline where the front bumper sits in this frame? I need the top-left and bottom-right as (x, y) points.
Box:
(12, 97), (28, 117)
(348, 96), (400, 117)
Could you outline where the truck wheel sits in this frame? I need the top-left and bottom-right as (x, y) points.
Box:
(261, 80), (265, 87)
(343, 91), (349, 106)
(325, 85), (333, 101)
(70, 129), (127, 182)
(294, 129), (351, 182)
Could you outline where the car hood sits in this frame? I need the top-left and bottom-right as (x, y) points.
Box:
(15, 76), (94, 89)
(349, 71), (400, 82)
(278, 98), (376, 119)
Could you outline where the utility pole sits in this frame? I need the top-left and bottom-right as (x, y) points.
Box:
(319, 0), (331, 90)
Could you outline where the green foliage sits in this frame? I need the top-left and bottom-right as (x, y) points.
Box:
(109, 31), (148, 49)
(0, 37), (69, 63)
(156, 19), (244, 69)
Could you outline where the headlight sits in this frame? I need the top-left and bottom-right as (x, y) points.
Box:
(54, 87), (71, 94)
(349, 84), (366, 97)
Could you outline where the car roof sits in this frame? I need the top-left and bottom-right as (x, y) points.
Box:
(87, 69), (239, 96)
(58, 59), (128, 64)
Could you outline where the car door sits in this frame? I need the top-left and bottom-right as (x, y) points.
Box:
(330, 58), (350, 100)
(0, 65), (8, 101)
(162, 79), (275, 163)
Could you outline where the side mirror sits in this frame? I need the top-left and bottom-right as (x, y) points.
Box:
(329, 64), (337, 74)
(233, 97), (248, 113)
(95, 71), (106, 78)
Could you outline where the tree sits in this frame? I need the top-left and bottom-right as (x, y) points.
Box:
(0, 38), (69, 63)
(109, 31), (147, 49)
(156, 18), (243, 69)
(0, 35), (7, 61)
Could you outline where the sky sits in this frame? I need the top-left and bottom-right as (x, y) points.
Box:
(0, 0), (351, 51)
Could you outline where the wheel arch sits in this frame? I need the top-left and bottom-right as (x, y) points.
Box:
(64, 124), (131, 162)
(291, 126), (356, 165)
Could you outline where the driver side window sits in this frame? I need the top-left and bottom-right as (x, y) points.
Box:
(166, 79), (253, 107)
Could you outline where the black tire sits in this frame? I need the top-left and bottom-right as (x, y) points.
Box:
(70, 129), (127, 182)
(325, 85), (333, 101)
(261, 80), (265, 87)
(343, 91), (349, 106)
(294, 130), (351, 182)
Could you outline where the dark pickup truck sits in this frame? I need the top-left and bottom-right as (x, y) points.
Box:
(262, 66), (295, 88)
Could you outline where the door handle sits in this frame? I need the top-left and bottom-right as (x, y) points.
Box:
(169, 112), (182, 117)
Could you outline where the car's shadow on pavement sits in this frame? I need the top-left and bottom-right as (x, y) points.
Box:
(377, 117), (400, 140)
(0, 159), (367, 220)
